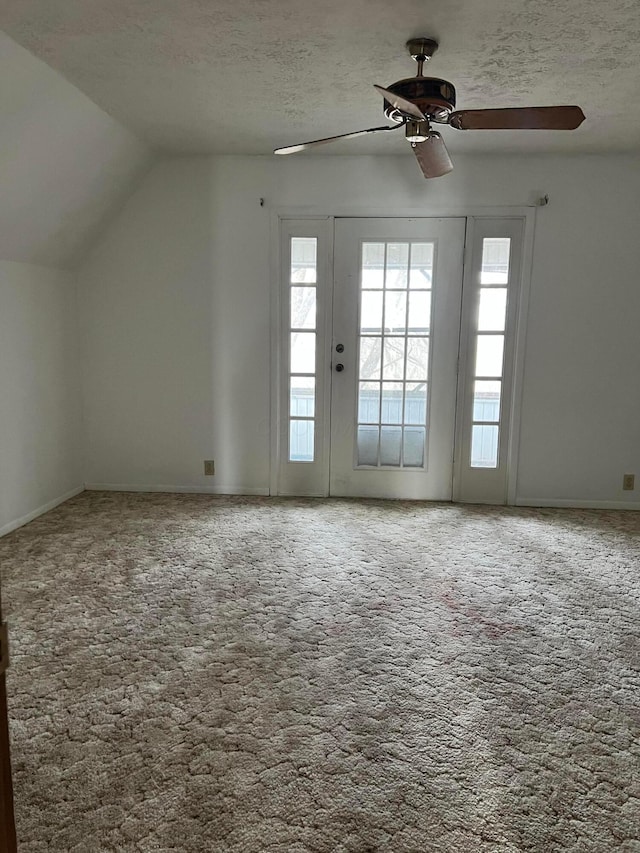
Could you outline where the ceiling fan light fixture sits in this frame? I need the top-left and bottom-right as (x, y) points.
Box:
(405, 119), (431, 143)
(273, 37), (585, 179)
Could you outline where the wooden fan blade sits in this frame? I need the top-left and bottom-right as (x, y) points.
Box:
(449, 105), (585, 131)
(412, 132), (453, 179)
(374, 85), (426, 121)
(274, 124), (400, 154)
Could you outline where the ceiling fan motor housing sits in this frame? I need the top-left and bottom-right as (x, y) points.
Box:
(383, 77), (456, 123)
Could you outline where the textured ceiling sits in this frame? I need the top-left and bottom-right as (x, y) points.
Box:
(1, 0), (640, 156)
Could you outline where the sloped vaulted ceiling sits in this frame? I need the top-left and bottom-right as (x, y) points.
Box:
(0, 31), (151, 268)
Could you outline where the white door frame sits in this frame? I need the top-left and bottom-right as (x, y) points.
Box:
(274, 218), (334, 497)
(453, 216), (533, 504)
(269, 206), (536, 502)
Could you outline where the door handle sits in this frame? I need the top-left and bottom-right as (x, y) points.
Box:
(335, 363), (345, 372)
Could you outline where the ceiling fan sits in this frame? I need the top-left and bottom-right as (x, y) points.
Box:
(274, 38), (585, 178)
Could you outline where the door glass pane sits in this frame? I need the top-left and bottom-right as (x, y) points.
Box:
(290, 332), (316, 373)
(361, 243), (385, 288)
(357, 426), (379, 466)
(471, 425), (499, 468)
(290, 420), (314, 462)
(384, 290), (407, 332)
(291, 238), (317, 283)
(478, 288), (507, 331)
(382, 338), (405, 380)
(475, 335), (504, 377)
(381, 383), (404, 424)
(407, 291), (431, 333)
(359, 337), (382, 380)
(406, 338), (429, 380)
(290, 376), (315, 417)
(358, 382), (380, 423)
(404, 383), (428, 424)
(473, 380), (501, 422)
(380, 426), (402, 466)
(360, 291), (383, 332)
(480, 238), (510, 285)
(385, 243), (409, 288)
(409, 243), (434, 288)
(290, 287), (316, 329)
(355, 239), (433, 470)
(403, 427), (426, 467)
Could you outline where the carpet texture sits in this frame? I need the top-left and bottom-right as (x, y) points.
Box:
(1, 492), (639, 852)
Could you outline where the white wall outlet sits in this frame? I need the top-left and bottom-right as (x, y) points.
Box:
(623, 473), (635, 491)
(204, 460), (215, 476)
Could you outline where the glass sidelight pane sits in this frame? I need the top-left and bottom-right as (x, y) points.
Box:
(409, 243), (434, 287)
(288, 237), (318, 466)
(471, 425), (499, 468)
(475, 335), (504, 377)
(480, 238), (510, 285)
(361, 243), (385, 288)
(290, 332), (316, 373)
(358, 382), (380, 423)
(291, 238), (317, 283)
(382, 338), (405, 380)
(360, 291), (383, 332)
(403, 427), (426, 467)
(407, 291), (431, 333)
(290, 419), (314, 462)
(380, 426), (402, 466)
(404, 383), (428, 424)
(385, 243), (409, 288)
(478, 288), (507, 331)
(359, 337), (382, 380)
(406, 338), (430, 380)
(290, 287), (316, 329)
(381, 383), (404, 424)
(473, 380), (501, 422)
(357, 426), (379, 466)
(290, 376), (315, 417)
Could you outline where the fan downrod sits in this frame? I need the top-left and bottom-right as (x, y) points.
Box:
(406, 38), (438, 62)
(406, 38), (438, 78)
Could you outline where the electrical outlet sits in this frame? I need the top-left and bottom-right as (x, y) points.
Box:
(204, 460), (215, 476)
(623, 473), (635, 491)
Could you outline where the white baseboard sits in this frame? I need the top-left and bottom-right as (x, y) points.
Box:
(84, 483), (270, 497)
(515, 497), (640, 510)
(0, 485), (85, 538)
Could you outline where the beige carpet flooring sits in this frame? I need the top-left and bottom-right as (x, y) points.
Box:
(1, 491), (639, 852)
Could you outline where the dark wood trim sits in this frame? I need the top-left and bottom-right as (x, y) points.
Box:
(0, 584), (17, 853)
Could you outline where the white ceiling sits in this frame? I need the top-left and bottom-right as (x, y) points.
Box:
(1, 0), (640, 156)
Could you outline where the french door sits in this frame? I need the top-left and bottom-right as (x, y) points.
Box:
(329, 218), (465, 499)
(276, 216), (524, 502)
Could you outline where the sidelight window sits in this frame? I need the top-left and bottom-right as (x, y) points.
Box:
(470, 237), (510, 468)
(288, 238), (318, 462)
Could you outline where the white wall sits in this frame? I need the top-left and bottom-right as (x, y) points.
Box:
(78, 159), (222, 491)
(0, 32), (156, 536)
(0, 262), (83, 535)
(79, 153), (640, 507)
